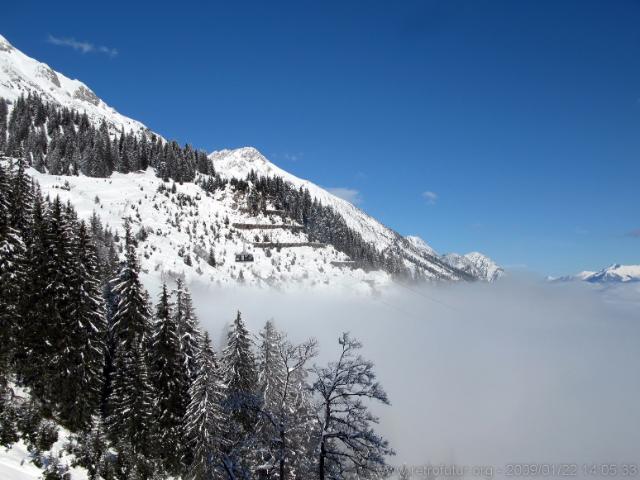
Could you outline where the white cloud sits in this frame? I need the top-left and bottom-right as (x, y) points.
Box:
(326, 187), (362, 205)
(422, 190), (438, 205)
(47, 35), (118, 58)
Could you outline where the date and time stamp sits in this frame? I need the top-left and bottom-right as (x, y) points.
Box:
(501, 464), (639, 477)
(393, 463), (640, 478)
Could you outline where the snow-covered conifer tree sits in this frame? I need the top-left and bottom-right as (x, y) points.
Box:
(173, 279), (202, 381)
(256, 321), (318, 479)
(149, 282), (187, 472)
(107, 341), (155, 457)
(107, 219), (156, 459)
(32, 196), (76, 408)
(183, 332), (225, 479)
(110, 219), (152, 348)
(57, 220), (107, 431)
(220, 311), (258, 434)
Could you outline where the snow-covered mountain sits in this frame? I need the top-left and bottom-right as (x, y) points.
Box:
(209, 148), (505, 282)
(551, 264), (640, 284)
(210, 147), (484, 278)
(0, 33), (146, 134)
(404, 235), (438, 257)
(442, 252), (505, 282)
(0, 33), (503, 288)
(210, 147), (399, 250)
(405, 231), (504, 282)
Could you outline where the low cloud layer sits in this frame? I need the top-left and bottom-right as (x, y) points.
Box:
(184, 279), (640, 476)
(47, 34), (118, 57)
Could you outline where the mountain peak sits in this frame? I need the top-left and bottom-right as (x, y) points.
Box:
(209, 146), (283, 180)
(405, 235), (438, 256)
(442, 251), (504, 282)
(552, 264), (640, 284)
(0, 34), (13, 52)
(0, 33), (146, 133)
(215, 146), (264, 158)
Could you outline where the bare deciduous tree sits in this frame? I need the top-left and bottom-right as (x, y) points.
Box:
(312, 332), (394, 479)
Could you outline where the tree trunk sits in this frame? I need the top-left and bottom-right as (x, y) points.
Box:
(279, 428), (286, 480)
(319, 438), (326, 480)
(319, 402), (330, 480)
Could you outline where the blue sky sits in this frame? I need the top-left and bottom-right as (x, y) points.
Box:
(4, 0), (640, 275)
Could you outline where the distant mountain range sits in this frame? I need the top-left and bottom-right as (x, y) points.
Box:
(550, 264), (640, 284)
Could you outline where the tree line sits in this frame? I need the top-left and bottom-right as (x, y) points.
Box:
(0, 95), (213, 182)
(0, 157), (393, 479)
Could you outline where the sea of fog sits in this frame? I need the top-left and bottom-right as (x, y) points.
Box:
(183, 277), (640, 478)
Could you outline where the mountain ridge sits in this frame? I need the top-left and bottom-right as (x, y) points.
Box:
(0, 34), (146, 134)
(0, 32), (502, 287)
(551, 264), (640, 284)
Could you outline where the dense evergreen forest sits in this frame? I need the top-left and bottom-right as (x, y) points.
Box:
(0, 93), (410, 277)
(0, 95), (213, 181)
(0, 157), (394, 478)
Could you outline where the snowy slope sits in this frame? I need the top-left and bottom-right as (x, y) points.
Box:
(405, 235), (438, 256)
(0, 386), (88, 480)
(442, 251), (504, 282)
(210, 148), (482, 280)
(552, 264), (640, 284)
(27, 167), (390, 292)
(0, 34), (146, 134)
(0, 437), (87, 480)
(210, 147), (400, 250)
(585, 264), (640, 283)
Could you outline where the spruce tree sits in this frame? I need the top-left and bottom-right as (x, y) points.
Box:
(254, 320), (285, 476)
(8, 156), (33, 237)
(257, 320), (285, 411)
(0, 165), (26, 381)
(18, 195), (75, 409)
(110, 220), (151, 348)
(0, 98), (8, 154)
(149, 283), (187, 473)
(44, 197), (77, 405)
(107, 341), (155, 457)
(107, 220), (155, 459)
(220, 311), (258, 434)
(57, 221), (107, 431)
(173, 279), (202, 381)
(183, 332), (225, 480)
(0, 162), (9, 238)
(16, 189), (48, 385)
